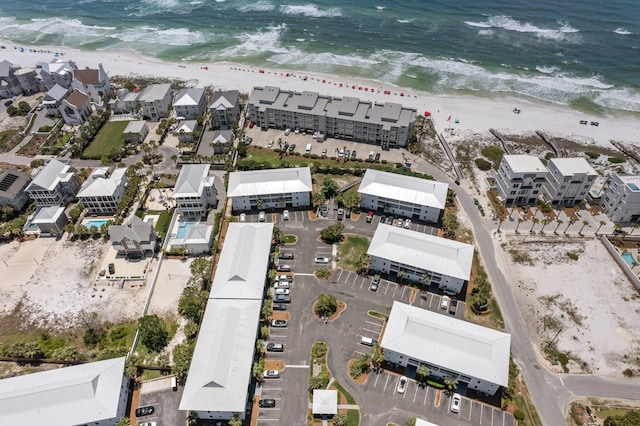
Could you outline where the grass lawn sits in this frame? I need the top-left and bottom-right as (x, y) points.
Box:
(81, 121), (128, 159)
(347, 409), (360, 426)
(55, 132), (74, 147)
(152, 209), (173, 238)
(337, 234), (370, 272)
(283, 234), (298, 244)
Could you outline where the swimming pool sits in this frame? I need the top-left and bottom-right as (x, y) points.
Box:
(622, 252), (636, 266)
(176, 222), (197, 239)
(85, 219), (108, 229)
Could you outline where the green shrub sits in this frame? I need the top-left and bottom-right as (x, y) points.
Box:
(38, 125), (53, 133)
(585, 151), (600, 159)
(608, 157), (626, 164)
(514, 409), (525, 421)
(474, 158), (492, 171)
(566, 251), (579, 261)
(623, 368), (635, 377)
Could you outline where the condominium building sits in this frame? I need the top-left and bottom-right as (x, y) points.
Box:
(25, 159), (79, 207)
(209, 90), (240, 129)
(173, 164), (217, 219)
(138, 83), (173, 121)
(248, 86), (417, 149)
(601, 174), (640, 223)
(174, 87), (207, 119)
(382, 301), (510, 396)
(227, 167), (312, 211)
(543, 157), (597, 206)
(367, 224), (474, 294)
(76, 167), (128, 215)
(494, 155), (548, 205)
(358, 169), (448, 223)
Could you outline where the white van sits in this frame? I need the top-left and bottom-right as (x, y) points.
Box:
(284, 128), (291, 136)
(305, 143), (312, 154)
(171, 376), (178, 391)
(360, 336), (377, 346)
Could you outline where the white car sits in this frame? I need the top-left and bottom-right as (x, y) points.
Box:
(267, 140), (274, 148)
(259, 211), (266, 222)
(239, 213), (246, 222)
(338, 148), (345, 158)
(277, 274), (293, 282)
(315, 257), (330, 264)
(396, 218), (403, 227)
(441, 295), (450, 310)
(283, 210), (290, 220)
(275, 288), (290, 295)
(403, 219), (411, 229)
(264, 370), (280, 379)
(274, 281), (290, 289)
(451, 393), (461, 413)
(396, 376), (408, 394)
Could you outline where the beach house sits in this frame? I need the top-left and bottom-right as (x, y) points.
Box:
(358, 169), (448, 223)
(38, 58), (77, 90)
(26, 159), (79, 207)
(381, 301), (511, 396)
(109, 88), (140, 114)
(173, 164), (217, 219)
(494, 155), (549, 206)
(76, 167), (128, 215)
(209, 89), (241, 129)
(71, 64), (110, 104)
(14, 67), (39, 95)
(176, 119), (198, 144)
(122, 120), (149, 145)
(174, 87), (207, 119)
(0, 60), (20, 98)
(367, 224), (474, 294)
(31, 205), (69, 236)
(601, 174), (640, 223)
(108, 215), (157, 258)
(543, 157), (597, 206)
(227, 167), (312, 211)
(138, 83), (173, 121)
(59, 89), (92, 125)
(248, 86), (417, 149)
(42, 84), (68, 117)
(0, 168), (31, 210)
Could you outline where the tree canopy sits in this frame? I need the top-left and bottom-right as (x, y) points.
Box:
(139, 314), (169, 352)
(314, 293), (338, 317)
(178, 286), (209, 323)
(320, 222), (344, 243)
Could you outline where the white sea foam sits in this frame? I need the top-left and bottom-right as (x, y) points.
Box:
(113, 26), (207, 46)
(376, 6), (386, 11)
(396, 19), (415, 24)
(128, 0), (205, 16)
(237, 0), (274, 12)
(478, 29), (494, 36)
(594, 88), (640, 112)
(613, 27), (632, 35)
(465, 16), (579, 41)
(535, 65), (558, 74)
(220, 24), (289, 57)
(280, 4), (342, 18)
(0, 17), (115, 40)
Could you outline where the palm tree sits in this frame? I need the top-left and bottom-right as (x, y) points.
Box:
(497, 217), (505, 233)
(579, 220), (589, 236)
(515, 218), (524, 234)
(564, 218), (575, 234)
(596, 220), (606, 235)
(631, 224), (639, 235)
(444, 376), (459, 394)
(397, 269), (406, 283)
(509, 204), (517, 219)
(416, 365), (430, 383)
(530, 217), (539, 234)
(554, 219), (563, 235)
(539, 218), (551, 234)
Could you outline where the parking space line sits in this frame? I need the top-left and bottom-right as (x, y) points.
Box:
(364, 320), (382, 327)
(374, 372), (381, 387)
(360, 276), (366, 288)
(413, 385), (419, 402)
(468, 400), (473, 420)
(491, 405), (494, 425)
(362, 327), (379, 334)
(503, 410), (506, 426)
(400, 285), (407, 300)
(392, 283), (398, 298)
(354, 350), (367, 356)
(480, 403), (484, 424)
(423, 386), (429, 405)
(336, 270), (344, 281)
(351, 274), (358, 286)
(383, 373), (390, 391)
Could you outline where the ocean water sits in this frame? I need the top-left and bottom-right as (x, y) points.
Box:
(0, 0), (638, 114)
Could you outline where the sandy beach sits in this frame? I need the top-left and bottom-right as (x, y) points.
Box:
(2, 38), (640, 149)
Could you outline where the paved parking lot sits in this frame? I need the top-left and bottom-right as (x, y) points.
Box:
(138, 377), (184, 426)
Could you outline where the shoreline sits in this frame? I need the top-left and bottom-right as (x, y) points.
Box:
(2, 38), (640, 148)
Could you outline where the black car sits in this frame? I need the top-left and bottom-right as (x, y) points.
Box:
(345, 208), (351, 218)
(279, 252), (294, 260)
(283, 143), (289, 151)
(266, 343), (284, 352)
(135, 406), (155, 417)
(4, 100), (13, 107)
(379, 215), (386, 224)
(108, 263), (115, 274)
(375, 152), (381, 161)
(273, 303), (287, 311)
(288, 143), (296, 152)
(351, 150), (357, 159)
(259, 399), (276, 408)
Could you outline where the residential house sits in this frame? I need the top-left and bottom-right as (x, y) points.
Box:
(248, 86), (417, 149)
(0, 60), (20, 98)
(172, 164), (216, 219)
(0, 169), (31, 210)
(167, 224), (213, 255)
(59, 89), (92, 125)
(0, 357), (129, 426)
(109, 88), (139, 114)
(38, 58), (77, 90)
(367, 224), (474, 294)
(209, 130), (234, 154)
(31, 206), (69, 236)
(122, 120), (149, 145)
(14, 67), (39, 95)
(174, 87), (207, 120)
(26, 159), (79, 207)
(76, 167), (128, 215)
(176, 120), (198, 144)
(543, 157), (597, 206)
(138, 83), (172, 121)
(494, 155), (549, 205)
(42, 84), (68, 117)
(358, 169), (448, 223)
(108, 215), (157, 258)
(227, 167), (312, 211)
(381, 301), (511, 396)
(209, 89), (240, 129)
(71, 64), (110, 104)
(601, 174), (640, 223)
(180, 223), (273, 420)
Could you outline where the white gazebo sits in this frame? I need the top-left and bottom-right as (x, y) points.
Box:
(312, 389), (338, 416)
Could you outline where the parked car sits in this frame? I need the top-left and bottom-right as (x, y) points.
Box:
(315, 256), (330, 264)
(284, 128), (291, 136)
(337, 208), (344, 220)
(283, 210), (289, 220)
(379, 215), (386, 224)
(277, 274), (293, 282)
(273, 281), (290, 289)
(375, 152), (381, 161)
(345, 149), (350, 159)
(239, 213), (246, 222)
(271, 319), (288, 327)
(345, 208), (351, 218)
(264, 370), (280, 379)
(370, 274), (380, 292)
(451, 393), (461, 413)
(366, 211), (374, 223)
(360, 336), (377, 346)
(259, 399), (276, 408)
(441, 295), (450, 310)
(396, 218), (403, 227)
(266, 343), (284, 352)
(277, 264), (292, 272)
(135, 406), (155, 417)
(259, 211), (266, 222)
(321, 148), (327, 157)
(139, 423), (156, 426)
(397, 376), (408, 394)
(4, 100), (12, 107)
(273, 303), (287, 311)
(108, 263), (115, 275)
(279, 252), (294, 260)
(267, 140), (274, 148)
(338, 148), (345, 158)
(351, 150), (357, 159)
(404, 219), (411, 229)
(274, 294), (291, 303)
(288, 143), (296, 152)
(274, 288), (290, 295)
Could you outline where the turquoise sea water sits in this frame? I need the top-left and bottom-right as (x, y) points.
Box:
(0, 0), (638, 113)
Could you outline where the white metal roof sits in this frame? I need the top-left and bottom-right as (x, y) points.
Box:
(0, 357), (126, 425)
(174, 88), (204, 107)
(32, 206), (66, 223)
(503, 155), (547, 173)
(227, 167), (312, 198)
(173, 164), (213, 198)
(209, 223), (273, 300)
(27, 159), (74, 192)
(367, 224), (474, 281)
(548, 157), (597, 176)
(416, 419), (440, 426)
(138, 83), (171, 102)
(123, 120), (147, 134)
(382, 302), (511, 387)
(77, 168), (126, 198)
(179, 298), (261, 413)
(312, 390), (337, 415)
(358, 169), (448, 210)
